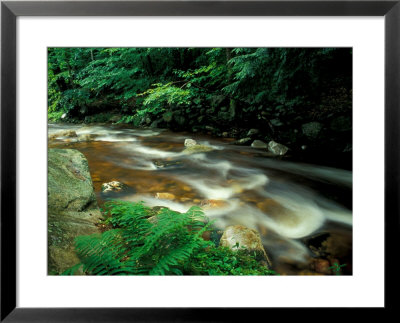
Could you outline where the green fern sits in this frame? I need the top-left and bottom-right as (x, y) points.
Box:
(64, 201), (276, 276)
(69, 202), (213, 275)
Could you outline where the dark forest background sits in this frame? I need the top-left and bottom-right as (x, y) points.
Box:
(48, 48), (352, 168)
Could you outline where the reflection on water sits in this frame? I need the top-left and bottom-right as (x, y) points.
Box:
(49, 123), (352, 275)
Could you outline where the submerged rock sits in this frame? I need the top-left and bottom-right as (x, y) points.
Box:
(200, 199), (228, 209)
(268, 140), (289, 156)
(155, 192), (176, 200)
(182, 144), (214, 155)
(48, 130), (78, 140)
(48, 149), (102, 275)
(78, 133), (98, 142)
(153, 159), (183, 169)
(219, 225), (272, 268)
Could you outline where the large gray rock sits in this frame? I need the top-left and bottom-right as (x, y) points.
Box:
(220, 225), (272, 268)
(268, 140), (289, 156)
(184, 138), (197, 147)
(48, 149), (102, 274)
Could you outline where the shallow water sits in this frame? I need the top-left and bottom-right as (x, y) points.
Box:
(48, 123), (352, 275)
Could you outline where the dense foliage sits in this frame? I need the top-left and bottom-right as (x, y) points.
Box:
(49, 47), (352, 167)
(63, 201), (275, 276)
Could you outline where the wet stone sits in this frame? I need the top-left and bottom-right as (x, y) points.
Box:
(155, 192), (176, 200)
(153, 159), (183, 169)
(100, 181), (135, 199)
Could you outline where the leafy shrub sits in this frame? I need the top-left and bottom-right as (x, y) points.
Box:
(48, 110), (65, 122)
(63, 201), (275, 276)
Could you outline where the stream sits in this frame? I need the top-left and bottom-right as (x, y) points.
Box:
(48, 123), (352, 275)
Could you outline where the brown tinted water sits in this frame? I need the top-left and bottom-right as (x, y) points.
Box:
(49, 123), (352, 275)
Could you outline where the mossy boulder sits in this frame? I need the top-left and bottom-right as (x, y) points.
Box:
(219, 225), (272, 269)
(48, 149), (102, 275)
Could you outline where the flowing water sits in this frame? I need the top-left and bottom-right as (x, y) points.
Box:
(48, 123), (352, 275)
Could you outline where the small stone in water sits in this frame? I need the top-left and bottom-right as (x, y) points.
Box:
(200, 199), (228, 209)
(155, 192), (175, 200)
(101, 181), (124, 192)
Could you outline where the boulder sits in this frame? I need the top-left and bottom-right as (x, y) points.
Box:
(268, 140), (289, 156)
(251, 140), (268, 149)
(184, 138), (197, 147)
(219, 225), (272, 268)
(48, 149), (102, 275)
(302, 122), (323, 139)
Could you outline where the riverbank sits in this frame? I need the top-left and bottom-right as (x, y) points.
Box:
(49, 111), (352, 171)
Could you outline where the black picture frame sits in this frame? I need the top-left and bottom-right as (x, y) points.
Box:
(1, 0), (399, 321)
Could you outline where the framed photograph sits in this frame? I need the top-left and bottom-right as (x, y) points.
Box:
(1, 0), (398, 321)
